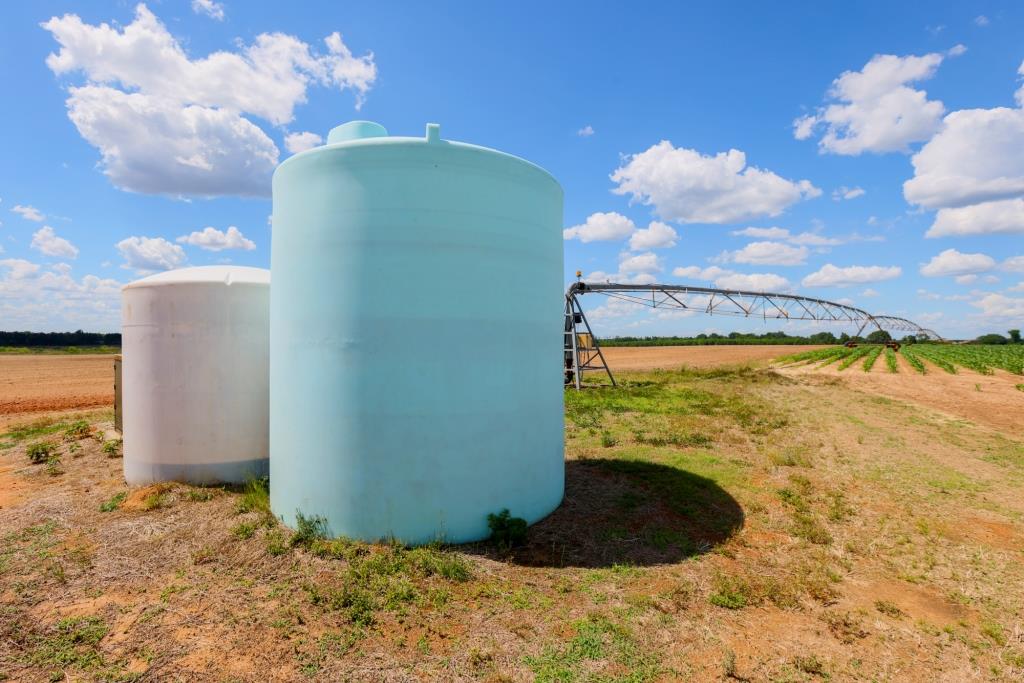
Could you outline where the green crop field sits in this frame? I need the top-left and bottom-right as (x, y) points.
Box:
(780, 344), (1024, 375)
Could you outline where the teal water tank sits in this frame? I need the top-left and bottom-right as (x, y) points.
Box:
(270, 121), (564, 544)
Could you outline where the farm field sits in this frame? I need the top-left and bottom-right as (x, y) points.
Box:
(0, 355), (117, 429)
(599, 344), (826, 371)
(2, 361), (1024, 681)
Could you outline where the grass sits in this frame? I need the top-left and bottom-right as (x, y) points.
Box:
(524, 614), (660, 682)
(0, 345), (120, 355)
(99, 491), (127, 512)
(101, 440), (122, 457)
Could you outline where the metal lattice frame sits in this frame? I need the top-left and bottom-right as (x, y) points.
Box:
(564, 281), (942, 388)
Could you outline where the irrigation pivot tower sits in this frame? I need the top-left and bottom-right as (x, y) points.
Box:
(564, 280), (942, 389)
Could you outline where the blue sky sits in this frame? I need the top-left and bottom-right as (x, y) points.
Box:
(1, 2), (1022, 337)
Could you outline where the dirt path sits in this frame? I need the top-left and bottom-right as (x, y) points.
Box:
(600, 345), (824, 371)
(0, 355), (115, 429)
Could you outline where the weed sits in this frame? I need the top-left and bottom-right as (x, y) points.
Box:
(770, 446), (811, 467)
(185, 488), (218, 502)
(99, 492), (127, 513)
(101, 440), (122, 457)
(709, 573), (751, 609)
(45, 456), (64, 477)
(27, 441), (56, 464)
(980, 620), (1006, 646)
(28, 616), (108, 671)
(826, 492), (854, 522)
(235, 477), (272, 519)
(822, 610), (868, 643)
(265, 529), (289, 556)
(792, 654), (827, 676)
(524, 613), (660, 682)
(62, 420), (91, 441)
(723, 649), (738, 679)
(1016, 384), (1024, 392)
(232, 521), (258, 540)
(290, 511), (328, 547)
(141, 492), (168, 511)
(875, 600), (904, 618)
(600, 431), (618, 447)
(487, 509), (528, 551)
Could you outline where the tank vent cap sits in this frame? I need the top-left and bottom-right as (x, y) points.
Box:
(425, 123), (441, 144)
(327, 120), (388, 144)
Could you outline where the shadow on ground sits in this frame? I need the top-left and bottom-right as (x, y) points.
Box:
(468, 457), (744, 568)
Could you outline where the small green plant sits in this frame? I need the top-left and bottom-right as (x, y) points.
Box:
(235, 477), (272, 519)
(980, 620), (1006, 646)
(266, 529), (289, 556)
(793, 654), (827, 676)
(27, 441), (57, 464)
(185, 488), (217, 502)
(291, 511), (329, 547)
(141, 492), (168, 511)
(600, 431), (618, 447)
(62, 420), (91, 441)
(45, 456), (64, 477)
(233, 521), (258, 540)
(709, 573), (751, 609)
(486, 509), (528, 551)
(723, 649), (738, 679)
(875, 599), (904, 618)
(101, 440), (122, 457)
(1016, 384), (1024, 392)
(99, 492), (127, 512)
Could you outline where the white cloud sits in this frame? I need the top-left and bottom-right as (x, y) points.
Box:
(42, 4), (376, 197)
(972, 293), (1024, 318)
(731, 226), (790, 239)
(563, 212), (636, 243)
(628, 221), (677, 250)
(832, 186), (865, 200)
(30, 226), (79, 259)
(720, 241), (808, 266)
(577, 125), (594, 137)
(795, 51), (953, 154)
(611, 141), (820, 224)
(927, 198), (1024, 237)
(191, 0), (224, 20)
(787, 232), (843, 247)
(12, 204), (45, 222)
(581, 271), (657, 286)
(904, 107), (1024, 210)
(0, 258), (42, 280)
(861, 288), (879, 297)
(0, 260), (122, 332)
(974, 15), (989, 27)
(802, 264), (902, 287)
(116, 236), (186, 273)
(586, 296), (645, 320)
(1008, 282), (1024, 292)
(714, 272), (791, 292)
(919, 248), (995, 277)
(619, 251), (662, 274)
(176, 226), (255, 252)
(954, 274), (977, 285)
(672, 265), (731, 281)
(284, 131), (323, 154)
(1003, 256), (1024, 272)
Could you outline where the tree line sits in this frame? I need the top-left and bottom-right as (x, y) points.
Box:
(599, 329), (1023, 347)
(0, 330), (121, 347)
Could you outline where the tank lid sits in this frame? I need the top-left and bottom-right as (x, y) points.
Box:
(327, 120), (389, 144)
(123, 265), (270, 290)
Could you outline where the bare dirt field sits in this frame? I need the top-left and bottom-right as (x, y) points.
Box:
(1, 350), (1023, 681)
(0, 355), (115, 429)
(600, 345), (825, 371)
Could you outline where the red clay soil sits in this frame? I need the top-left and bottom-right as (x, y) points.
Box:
(599, 345), (825, 371)
(0, 355), (115, 428)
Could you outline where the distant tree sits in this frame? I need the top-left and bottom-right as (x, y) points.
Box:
(901, 335), (918, 345)
(838, 332), (851, 343)
(975, 333), (1008, 345)
(866, 330), (892, 343)
(1009, 329), (1021, 344)
(809, 331), (837, 344)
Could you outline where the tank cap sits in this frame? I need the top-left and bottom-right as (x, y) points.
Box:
(327, 120), (388, 144)
(425, 123), (441, 143)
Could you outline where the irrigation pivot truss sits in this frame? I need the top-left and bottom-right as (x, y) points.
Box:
(564, 281), (942, 389)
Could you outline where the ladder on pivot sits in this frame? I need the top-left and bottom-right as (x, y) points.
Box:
(564, 291), (615, 390)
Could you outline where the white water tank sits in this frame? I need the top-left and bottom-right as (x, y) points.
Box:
(121, 266), (270, 485)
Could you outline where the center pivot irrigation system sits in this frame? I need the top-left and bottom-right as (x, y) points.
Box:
(563, 280), (943, 389)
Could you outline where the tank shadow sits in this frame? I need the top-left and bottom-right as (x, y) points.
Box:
(467, 457), (744, 568)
